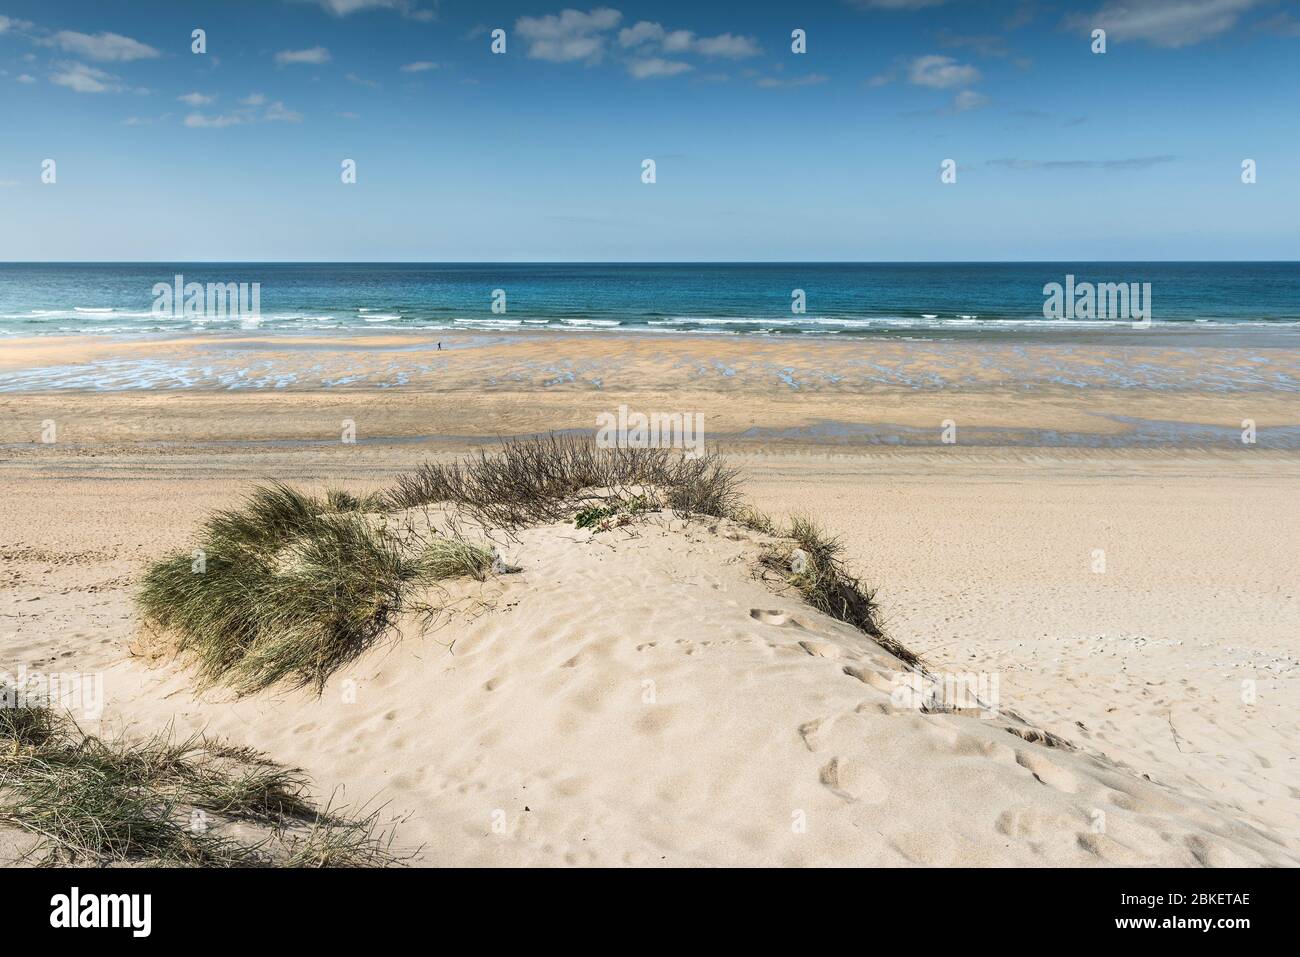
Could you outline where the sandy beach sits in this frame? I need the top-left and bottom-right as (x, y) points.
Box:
(10, 0), (1300, 930)
(3, 331), (1297, 866)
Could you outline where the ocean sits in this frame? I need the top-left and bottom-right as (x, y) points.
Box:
(2, 262), (1298, 339)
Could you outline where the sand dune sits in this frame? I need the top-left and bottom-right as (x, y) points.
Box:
(3, 422), (1297, 866)
(34, 507), (1293, 866)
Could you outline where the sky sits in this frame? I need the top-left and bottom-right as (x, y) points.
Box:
(0, 0), (1298, 261)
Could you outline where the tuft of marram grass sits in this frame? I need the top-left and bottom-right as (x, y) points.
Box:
(386, 434), (742, 528)
(325, 488), (387, 513)
(417, 537), (494, 580)
(0, 699), (399, 867)
(0, 700), (59, 749)
(757, 512), (914, 666)
(138, 484), (490, 695)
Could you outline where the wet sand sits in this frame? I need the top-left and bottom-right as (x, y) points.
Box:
(2, 329), (1299, 452)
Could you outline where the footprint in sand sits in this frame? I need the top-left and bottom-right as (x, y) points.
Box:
(841, 663), (897, 693)
(1014, 749), (1078, 793)
(1004, 725), (1073, 749)
(798, 640), (843, 659)
(798, 718), (827, 752)
(749, 608), (803, 628)
(818, 756), (887, 804)
(994, 805), (1079, 839)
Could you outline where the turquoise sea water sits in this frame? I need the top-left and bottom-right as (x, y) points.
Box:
(2, 262), (1298, 339)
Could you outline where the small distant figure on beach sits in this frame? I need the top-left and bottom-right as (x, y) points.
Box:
(437, 342), (442, 351)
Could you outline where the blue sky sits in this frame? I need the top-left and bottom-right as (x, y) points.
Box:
(1, 0), (1298, 261)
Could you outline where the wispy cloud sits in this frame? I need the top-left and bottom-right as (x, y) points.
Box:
(123, 113), (173, 126)
(907, 54), (980, 88)
(177, 92), (216, 106)
(516, 8), (622, 63)
(627, 57), (692, 79)
(400, 61), (439, 72)
(938, 29), (1012, 57)
(618, 21), (761, 59)
(692, 33), (761, 58)
(265, 101), (303, 122)
(905, 87), (991, 116)
(872, 53), (982, 90)
(1004, 2), (1038, 29)
(184, 112), (244, 129)
(46, 30), (160, 62)
(1008, 109), (1088, 127)
(512, 10), (760, 78)
(951, 89), (989, 111)
(300, 0), (435, 20)
(987, 155), (1176, 170)
(275, 46), (332, 65)
(1254, 12), (1300, 36)
(0, 15), (35, 33)
(1070, 0), (1262, 48)
(184, 96), (304, 128)
(49, 61), (133, 94)
(756, 73), (829, 88)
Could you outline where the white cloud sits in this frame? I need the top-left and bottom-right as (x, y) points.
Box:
(952, 89), (989, 111)
(123, 112), (172, 126)
(627, 57), (693, 79)
(0, 15), (36, 33)
(757, 73), (829, 88)
(49, 62), (126, 94)
(178, 92), (216, 106)
(1073, 0), (1260, 48)
(184, 112), (244, 128)
(516, 9), (760, 72)
(345, 72), (380, 87)
(400, 61), (439, 72)
(264, 101), (303, 122)
(661, 30), (695, 52)
(185, 96), (302, 127)
(987, 155), (1176, 171)
(48, 30), (160, 62)
(17, 74), (36, 84)
(693, 33), (760, 58)
(618, 21), (664, 47)
(275, 46), (332, 65)
(304, 0), (435, 19)
(618, 21), (759, 58)
(516, 8), (622, 63)
(907, 54), (980, 88)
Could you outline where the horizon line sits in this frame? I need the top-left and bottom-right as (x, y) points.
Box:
(3, 260), (1299, 266)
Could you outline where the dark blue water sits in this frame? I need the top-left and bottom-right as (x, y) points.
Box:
(1, 262), (1297, 338)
